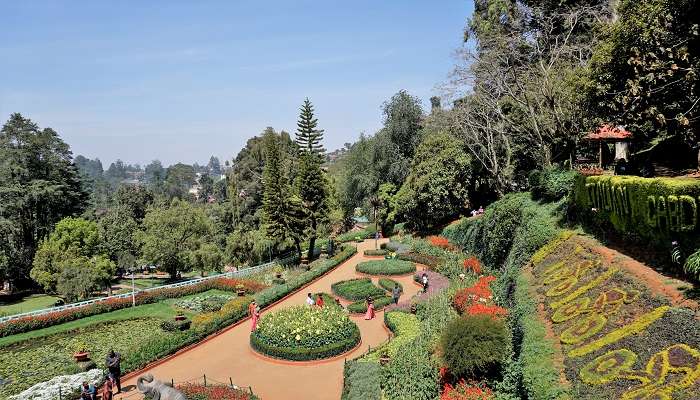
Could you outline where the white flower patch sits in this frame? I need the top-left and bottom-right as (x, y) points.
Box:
(9, 369), (105, 400)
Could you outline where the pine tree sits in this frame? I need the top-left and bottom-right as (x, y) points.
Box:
(295, 98), (325, 156)
(261, 129), (306, 261)
(293, 100), (329, 261)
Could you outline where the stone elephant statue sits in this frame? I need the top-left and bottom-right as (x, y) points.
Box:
(136, 374), (187, 400)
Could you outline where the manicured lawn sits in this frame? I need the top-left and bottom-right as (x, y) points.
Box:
(0, 289), (229, 347)
(0, 294), (61, 315)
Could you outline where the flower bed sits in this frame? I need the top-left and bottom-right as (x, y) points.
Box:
(250, 305), (360, 361)
(0, 278), (266, 338)
(397, 252), (443, 269)
(177, 383), (258, 400)
(356, 260), (416, 276)
(0, 318), (166, 398)
(452, 276), (507, 320)
(378, 278), (402, 292)
(8, 368), (105, 400)
(174, 294), (234, 312)
(331, 278), (386, 301)
(347, 296), (394, 314)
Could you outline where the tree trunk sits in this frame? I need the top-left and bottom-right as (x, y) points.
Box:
(307, 235), (316, 262)
(294, 239), (302, 264)
(697, 148), (699, 171)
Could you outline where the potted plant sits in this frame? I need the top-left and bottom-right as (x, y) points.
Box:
(174, 311), (186, 322)
(273, 265), (284, 279)
(72, 341), (91, 362)
(236, 284), (246, 296)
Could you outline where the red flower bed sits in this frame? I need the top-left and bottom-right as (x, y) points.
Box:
(453, 276), (506, 319)
(177, 383), (256, 400)
(442, 380), (493, 400)
(462, 257), (481, 275)
(0, 277), (268, 337)
(429, 236), (453, 250)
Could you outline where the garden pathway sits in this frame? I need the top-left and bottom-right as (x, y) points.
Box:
(115, 239), (422, 400)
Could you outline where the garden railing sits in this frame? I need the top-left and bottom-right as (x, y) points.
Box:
(0, 261), (277, 323)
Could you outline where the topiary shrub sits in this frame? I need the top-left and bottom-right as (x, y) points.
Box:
(440, 315), (508, 380)
(331, 278), (386, 301)
(356, 260), (416, 275)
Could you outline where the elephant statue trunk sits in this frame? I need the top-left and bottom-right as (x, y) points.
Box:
(136, 374), (187, 400)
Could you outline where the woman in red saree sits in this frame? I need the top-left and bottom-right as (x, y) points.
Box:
(316, 294), (324, 308)
(249, 300), (258, 331)
(364, 297), (375, 320)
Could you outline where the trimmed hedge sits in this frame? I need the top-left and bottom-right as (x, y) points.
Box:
(397, 252), (442, 269)
(347, 296), (394, 314)
(331, 278), (386, 301)
(250, 322), (360, 361)
(356, 260), (416, 276)
(363, 249), (388, 256)
(342, 360), (381, 400)
(255, 245), (356, 307)
(378, 278), (402, 292)
(336, 226), (378, 243)
(572, 174), (700, 246)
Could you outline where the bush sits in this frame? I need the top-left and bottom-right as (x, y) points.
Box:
(331, 278), (386, 301)
(531, 167), (577, 201)
(382, 334), (440, 400)
(356, 260), (416, 275)
(397, 252), (442, 269)
(191, 296), (251, 332)
(342, 360), (381, 400)
(347, 296), (394, 314)
(160, 319), (191, 332)
(378, 278), (402, 292)
(440, 315), (508, 380)
(364, 249), (388, 256)
(336, 226), (378, 243)
(250, 305), (360, 361)
(381, 311), (420, 358)
(684, 248), (700, 279)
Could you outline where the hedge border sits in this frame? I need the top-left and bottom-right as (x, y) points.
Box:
(249, 324), (361, 362)
(355, 260), (416, 276)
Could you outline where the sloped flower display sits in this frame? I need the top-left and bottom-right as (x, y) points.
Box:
(453, 276), (507, 320)
(250, 305), (360, 361)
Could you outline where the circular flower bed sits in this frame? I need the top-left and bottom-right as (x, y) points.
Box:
(331, 278), (386, 301)
(356, 260), (416, 275)
(250, 305), (360, 361)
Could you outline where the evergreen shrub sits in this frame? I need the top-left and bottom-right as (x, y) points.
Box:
(440, 315), (508, 380)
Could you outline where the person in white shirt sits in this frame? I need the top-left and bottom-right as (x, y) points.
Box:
(306, 293), (315, 306)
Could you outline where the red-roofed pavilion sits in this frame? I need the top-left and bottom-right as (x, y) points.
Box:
(585, 124), (633, 168)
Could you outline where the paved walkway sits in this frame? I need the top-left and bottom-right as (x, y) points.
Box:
(116, 239), (421, 400)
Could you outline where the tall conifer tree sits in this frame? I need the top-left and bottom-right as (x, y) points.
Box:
(294, 99), (329, 261)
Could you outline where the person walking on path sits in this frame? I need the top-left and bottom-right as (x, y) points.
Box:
(105, 349), (122, 394)
(249, 300), (260, 331)
(316, 294), (324, 308)
(364, 297), (375, 320)
(421, 273), (429, 293)
(306, 293), (315, 306)
(392, 285), (401, 304)
(101, 378), (113, 400)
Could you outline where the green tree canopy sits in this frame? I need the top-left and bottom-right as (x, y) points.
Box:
(137, 199), (212, 278)
(0, 113), (87, 288)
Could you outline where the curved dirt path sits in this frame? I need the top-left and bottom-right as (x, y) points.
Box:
(116, 239), (421, 400)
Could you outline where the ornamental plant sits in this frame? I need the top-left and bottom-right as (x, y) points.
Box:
(250, 305), (360, 361)
(439, 315), (508, 380)
(441, 380), (493, 400)
(331, 278), (386, 301)
(429, 236), (452, 249)
(355, 259), (416, 275)
(462, 257), (481, 275)
(177, 383), (257, 400)
(453, 276), (506, 319)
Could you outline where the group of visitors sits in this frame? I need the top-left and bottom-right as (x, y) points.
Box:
(470, 206), (485, 217)
(80, 350), (121, 400)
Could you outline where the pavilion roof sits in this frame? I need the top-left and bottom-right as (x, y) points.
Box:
(585, 124), (632, 141)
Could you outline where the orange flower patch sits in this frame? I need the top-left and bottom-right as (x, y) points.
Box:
(441, 380), (493, 400)
(453, 276), (506, 319)
(463, 257), (482, 274)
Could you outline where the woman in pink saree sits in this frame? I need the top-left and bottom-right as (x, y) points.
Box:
(364, 297), (375, 320)
(249, 300), (260, 331)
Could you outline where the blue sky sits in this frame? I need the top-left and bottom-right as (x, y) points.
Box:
(0, 1), (471, 166)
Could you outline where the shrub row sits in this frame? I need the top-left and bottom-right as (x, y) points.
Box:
(250, 323), (360, 361)
(363, 249), (388, 256)
(254, 245), (356, 307)
(0, 277), (266, 338)
(378, 278), (402, 292)
(331, 278), (386, 302)
(347, 296), (394, 314)
(342, 360), (381, 400)
(336, 226), (378, 243)
(356, 260), (416, 276)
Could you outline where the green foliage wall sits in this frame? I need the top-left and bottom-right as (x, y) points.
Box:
(572, 174), (700, 246)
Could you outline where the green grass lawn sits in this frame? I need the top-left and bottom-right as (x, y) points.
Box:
(0, 289), (231, 348)
(0, 294), (61, 315)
